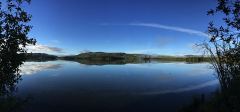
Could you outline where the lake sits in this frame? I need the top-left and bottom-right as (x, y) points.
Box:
(16, 60), (219, 112)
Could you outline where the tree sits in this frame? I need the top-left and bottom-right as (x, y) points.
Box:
(0, 0), (35, 96)
(0, 1), (35, 111)
(202, 0), (240, 90)
(180, 1), (240, 111)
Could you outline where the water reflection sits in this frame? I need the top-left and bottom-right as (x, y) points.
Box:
(73, 59), (209, 66)
(0, 54), (29, 112)
(0, 59), (221, 112)
(20, 62), (62, 75)
(74, 59), (148, 65)
(142, 79), (219, 95)
(16, 61), (219, 112)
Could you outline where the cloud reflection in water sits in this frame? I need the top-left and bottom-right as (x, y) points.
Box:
(20, 62), (62, 75)
(141, 79), (219, 95)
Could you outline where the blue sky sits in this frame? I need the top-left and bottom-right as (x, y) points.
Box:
(23, 0), (220, 55)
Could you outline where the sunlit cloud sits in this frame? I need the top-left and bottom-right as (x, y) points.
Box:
(129, 23), (209, 37)
(26, 44), (64, 54)
(20, 62), (62, 75)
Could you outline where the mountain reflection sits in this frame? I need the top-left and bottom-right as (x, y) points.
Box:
(20, 62), (62, 75)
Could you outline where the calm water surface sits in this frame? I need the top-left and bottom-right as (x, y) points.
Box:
(17, 60), (219, 112)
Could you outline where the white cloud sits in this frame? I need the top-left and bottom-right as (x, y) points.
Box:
(129, 23), (209, 37)
(26, 44), (64, 54)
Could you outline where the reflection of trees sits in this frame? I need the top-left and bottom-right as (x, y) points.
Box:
(75, 59), (148, 65)
(75, 59), (132, 65)
(0, 95), (30, 112)
(0, 60), (21, 96)
(0, 51), (30, 112)
(0, 39), (30, 112)
(0, 61), (25, 112)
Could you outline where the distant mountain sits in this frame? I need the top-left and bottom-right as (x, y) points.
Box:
(60, 52), (146, 61)
(25, 53), (58, 61)
(25, 52), (209, 63)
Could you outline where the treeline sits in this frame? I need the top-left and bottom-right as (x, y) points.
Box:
(25, 53), (58, 61)
(25, 52), (211, 63)
(151, 55), (210, 63)
(60, 52), (141, 62)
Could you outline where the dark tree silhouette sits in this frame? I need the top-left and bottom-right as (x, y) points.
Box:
(201, 0), (240, 90)
(203, 0), (240, 110)
(180, 0), (240, 111)
(0, 0), (35, 98)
